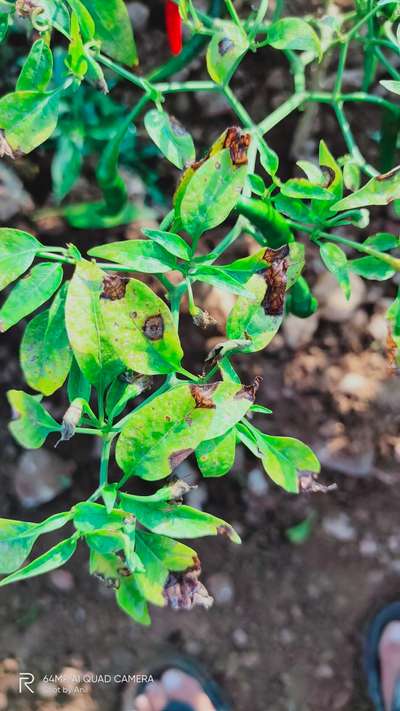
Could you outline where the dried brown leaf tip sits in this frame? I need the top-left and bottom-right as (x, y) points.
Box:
(262, 245), (290, 316)
(190, 384), (217, 409)
(299, 473), (337, 494)
(169, 448), (194, 469)
(143, 314), (164, 341)
(16, 0), (38, 15)
(192, 308), (217, 330)
(101, 273), (128, 301)
(235, 375), (263, 401)
(0, 131), (14, 160)
(163, 557), (214, 611)
(223, 126), (251, 166)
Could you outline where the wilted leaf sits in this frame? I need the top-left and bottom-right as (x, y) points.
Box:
(334, 166), (400, 210)
(0, 536), (77, 587)
(16, 39), (53, 91)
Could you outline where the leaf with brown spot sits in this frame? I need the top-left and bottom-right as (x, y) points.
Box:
(100, 277), (183, 375)
(116, 385), (215, 481)
(120, 491), (241, 543)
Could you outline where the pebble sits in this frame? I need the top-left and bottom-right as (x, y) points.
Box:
(37, 679), (58, 699)
(232, 628), (249, 649)
(49, 569), (75, 592)
(0, 163), (33, 221)
(127, 2), (150, 31)
(207, 573), (234, 605)
(338, 372), (373, 399)
(315, 440), (374, 477)
(185, 484), (208, 511)
(14, 449), (74, 508)
(283, 312), (319, 349)
(315, 663), (334, 679)
(247, 467), (269, 497)
(359, 537), (378, 557)
(322, 513), (356, 542)
(314, 272), (366, 322)
(368, 312), (388, 342)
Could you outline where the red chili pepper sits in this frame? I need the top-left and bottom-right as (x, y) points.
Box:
(165, 0), (183, 56)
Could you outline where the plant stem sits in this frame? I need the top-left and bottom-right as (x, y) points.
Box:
(224, 0), (242, 29)
(99, 435), (113, 488)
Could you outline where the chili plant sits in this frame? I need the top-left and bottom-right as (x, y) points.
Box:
(0, 0), (399, 624)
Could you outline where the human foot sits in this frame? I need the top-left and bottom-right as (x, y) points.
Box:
(133, 668), (216, 711)
(379, 621), (400, 711)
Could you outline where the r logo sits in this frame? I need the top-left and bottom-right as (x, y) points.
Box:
(19, 672), (35, 694)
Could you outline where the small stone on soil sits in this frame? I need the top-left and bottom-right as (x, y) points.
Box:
(207, 573), (234, 605)
(247, 467), (269, 497)
(49, 569), (75, 592)
(322, 513), (356, 542)
(14, 449), (74, 507)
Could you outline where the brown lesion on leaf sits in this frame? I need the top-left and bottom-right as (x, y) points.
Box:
(223, 126), (251, 166)
(190, 384), (217, 409)
(322, 166), (336, 188)
(169, 448), (194, 470)
(262, 245), (290, 316)
(299, 472), (337, 494)
(143, 314), (164, 341)
(234, 375), (263, 401)
(16, 0), (38, 16)
(218, 36), (234, 56)
(101, 273), (128, 301)
(193, 308), (217, 330)
(217, 524), (236, 541)
(163, 557), (214, 611)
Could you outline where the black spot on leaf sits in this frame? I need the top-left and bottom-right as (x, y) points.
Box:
(218, 37), (234, 55)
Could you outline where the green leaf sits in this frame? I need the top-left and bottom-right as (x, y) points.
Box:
(116, 575), (151, 625)
(334, 167), (400, 210)
(52, 132), (83, 202)
(381, 80), (400, 96)
(65, 260), (123, 389)
(67, 357), (91, 402)
(0, 262), (63, 332)
(180, 149), (247, 236)
(0, 512), (71, 574)
(312, 140), (343, 216)
(206, 20), (249, 85)
(286, 514), (315, 544)
(259, 434), (320, 494)
(249, 173), (266, 196)
(204, 381), (257, 439)
(20, 284), (72, 396)
(38, 0), (71, 35)
(192, 266), (254, 297)
(320, 242), (351, 299)
(349, 256), (395, 281)
(364, 232), (400, 251)
(196, 428), (236, 477)
(66, 11), (89, 80)
(267, 17), (322, 60)
(259, 140), (279, 178)
(297, 160), (324, 184)
(99, 276), (183, 375)
(7, 389), (60, 449)
(80, 0), (137, 65)
(342, 159), (361, 192)
(120, 492), (241, 543)
(63, 200), (141, 229)
(16, 40), (53, 92)
(281, 178), (334, 201)
(116, 384), (215, 481)
(73, 502), (126, 533)
(0, 228), (40, 291)
(88, 240), (177, 273)
(0, 89), (60, 154)
(144, 110), (195, 170)
(0, 536), (77, 587)
(66, 0), (95, 40)
(105, 374), (151, 419)
(142, 229), (191, 261)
